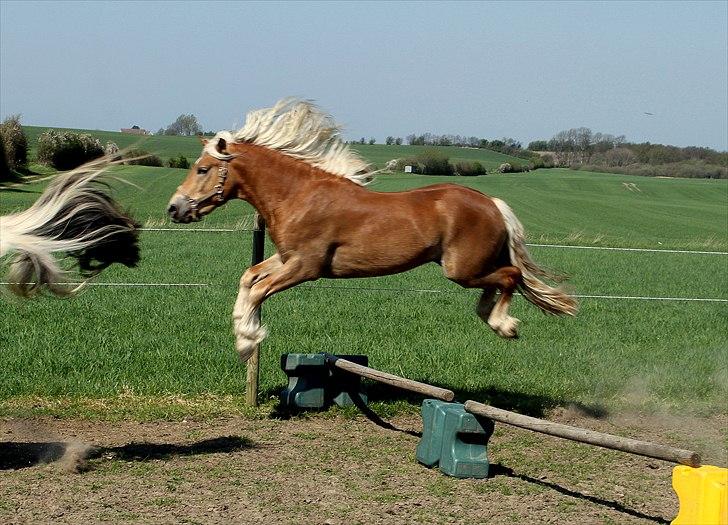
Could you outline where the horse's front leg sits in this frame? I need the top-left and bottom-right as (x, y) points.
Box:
(233, 254), (315, 361)
(233, 253), (282, 361)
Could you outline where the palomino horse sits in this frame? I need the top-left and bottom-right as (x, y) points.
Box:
(168, 100), (577, 361)
(0, 157), (139, 296)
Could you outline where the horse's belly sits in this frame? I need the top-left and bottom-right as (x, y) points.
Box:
(325, 237), (441, 278)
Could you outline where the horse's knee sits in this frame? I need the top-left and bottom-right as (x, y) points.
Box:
(241, 268), (256, 288)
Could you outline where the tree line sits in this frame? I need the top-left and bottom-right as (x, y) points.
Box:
(527, 127), (726, 179)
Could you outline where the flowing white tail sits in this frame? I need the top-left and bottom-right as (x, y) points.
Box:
(493, 198), (578, 316)
(0, 157), (140, 297)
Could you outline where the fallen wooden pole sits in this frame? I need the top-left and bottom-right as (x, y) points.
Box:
(325, 354), (455, 402)
(464, 400), (701, 467)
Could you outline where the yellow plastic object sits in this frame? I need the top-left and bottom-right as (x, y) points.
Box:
(672, 465), (728, 525)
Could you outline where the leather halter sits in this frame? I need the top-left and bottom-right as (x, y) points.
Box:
(182, 161), (228, 214)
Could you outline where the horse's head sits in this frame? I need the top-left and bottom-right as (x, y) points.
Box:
(167, 136), (237, 223)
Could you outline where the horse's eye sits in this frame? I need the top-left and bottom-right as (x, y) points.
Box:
(197, 166), (209, 175)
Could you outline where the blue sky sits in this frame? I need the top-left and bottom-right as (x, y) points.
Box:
(1, 1), (726, 149)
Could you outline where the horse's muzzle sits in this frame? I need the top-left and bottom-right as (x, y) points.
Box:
(167, 196), (197, 223)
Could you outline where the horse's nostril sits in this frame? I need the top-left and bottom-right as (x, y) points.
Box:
(168, 204), (177, 215)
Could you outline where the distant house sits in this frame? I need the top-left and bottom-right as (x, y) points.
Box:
(121, 125), (148, 135)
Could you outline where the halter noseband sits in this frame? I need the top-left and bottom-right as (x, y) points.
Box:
(182, 161), (229, 214)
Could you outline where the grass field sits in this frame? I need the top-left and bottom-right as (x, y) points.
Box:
(21, 125), (526, 171)
(1, 149), (726, 419)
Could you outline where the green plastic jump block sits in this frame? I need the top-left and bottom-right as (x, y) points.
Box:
(416, 399), (494, 478)
(280, 353), (368, 409)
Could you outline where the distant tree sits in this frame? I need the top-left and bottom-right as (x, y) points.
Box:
(123, 149), (163, 167)
(575, 127), (593, 154)
(489, 139), (505, 151)
(164, 114), (202, 136)
(605, 147), (637, 167)
(0, 114), (28, 173)
(368, 137), (376, 145)
(168, 155), (191, 169)
(394, 137), (403, 145)
(385, 136), (395, 145)
(528, 140), (549, 151)
(104, 141), (121, 161)
(37, 130), (103, 170)
(0, 139), (9, 181)
(453, 160), (486, 176)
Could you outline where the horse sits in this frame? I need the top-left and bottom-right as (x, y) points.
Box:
(0, 156), (140, 297)
(167, 99), (577, 361)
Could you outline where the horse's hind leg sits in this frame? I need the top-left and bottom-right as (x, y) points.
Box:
(476, 288), (497, 323)
(459, 267), (522, 338)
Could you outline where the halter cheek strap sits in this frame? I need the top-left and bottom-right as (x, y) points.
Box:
(182, 162), (229, 214)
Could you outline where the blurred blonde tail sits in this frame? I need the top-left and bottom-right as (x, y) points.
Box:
(492, 198), (578, 316)
(0, 156), (140, 297)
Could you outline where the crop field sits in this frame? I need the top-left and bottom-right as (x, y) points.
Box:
(22, 125), (527, 171)
(1, 157), (726, 418)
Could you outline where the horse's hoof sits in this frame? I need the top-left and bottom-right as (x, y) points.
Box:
(235, 339), (256, 362)
(234, 329), (267, 362)
(497, 317), (520, 338)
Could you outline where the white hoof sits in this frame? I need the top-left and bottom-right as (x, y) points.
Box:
(234, 327), (267, 362)
(489, 316), (520, 338)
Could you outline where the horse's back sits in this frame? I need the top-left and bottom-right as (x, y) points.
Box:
(399, 183), (503, 228)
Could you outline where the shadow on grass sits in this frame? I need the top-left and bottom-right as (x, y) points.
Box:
(0, 166), (50, 189)
(450, 385), (609, 419)
(0, 186), (41, 193)
(489, 463), (670, 524)
(263, 354), (608, 420)
(0, 435), (253, 471)
(266, 381), (607, 418)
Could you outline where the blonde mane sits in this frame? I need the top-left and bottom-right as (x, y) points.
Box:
(204, 99), (374, 185)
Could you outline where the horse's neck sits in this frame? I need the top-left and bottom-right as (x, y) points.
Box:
(231, 144), (337, 229)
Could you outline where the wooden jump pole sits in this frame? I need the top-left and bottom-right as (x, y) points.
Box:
(325, 354), (455, 402)
(245, 213), (266, 407)
(464, 400), (701, 467)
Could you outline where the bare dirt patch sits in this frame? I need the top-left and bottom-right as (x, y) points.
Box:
(1, 411), (725, 524)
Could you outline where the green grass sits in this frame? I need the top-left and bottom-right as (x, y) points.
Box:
(352, 143), (526, 172)
(1, 158), (727, 418)
(23, 125), (204, 164)
(21, 125), (527, 170)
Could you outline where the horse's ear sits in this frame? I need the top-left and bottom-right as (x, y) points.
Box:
(198, 136), (208, 145)
(216, 137), (228, 155)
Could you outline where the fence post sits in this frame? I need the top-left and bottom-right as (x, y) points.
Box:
(245, 213), (266, 406)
